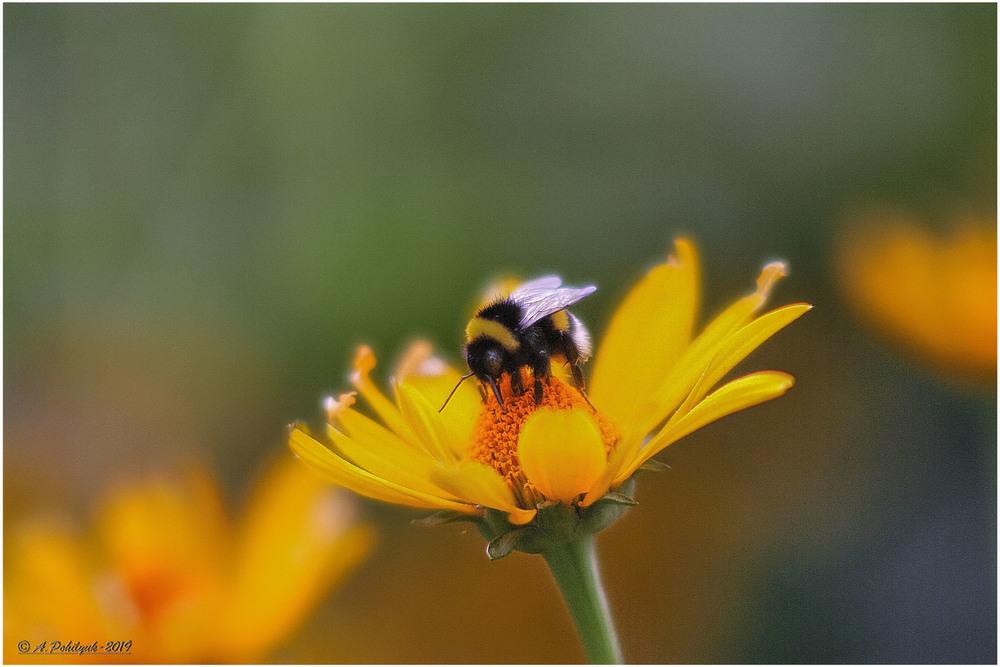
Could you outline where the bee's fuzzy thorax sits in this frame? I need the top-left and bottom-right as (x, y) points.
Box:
(465, 316), (520, 352)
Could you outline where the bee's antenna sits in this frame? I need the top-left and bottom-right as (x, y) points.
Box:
(439, 372), (475, 413)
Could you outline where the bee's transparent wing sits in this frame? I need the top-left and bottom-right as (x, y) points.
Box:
(512, 275), (563, 293)
(512, 275), (597, 329)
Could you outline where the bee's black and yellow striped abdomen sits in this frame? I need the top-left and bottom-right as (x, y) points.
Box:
(548, 309), (571, 334)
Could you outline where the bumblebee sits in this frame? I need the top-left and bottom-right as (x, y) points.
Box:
(440, 276), (596, 412)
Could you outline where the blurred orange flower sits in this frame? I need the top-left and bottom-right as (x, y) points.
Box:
(290, 239), (810, 530)
(837, 215), (997, 381)
(4, 456), (373, 663)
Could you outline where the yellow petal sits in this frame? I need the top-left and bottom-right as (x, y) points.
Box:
(394, 382), (459, 463)
(327, 402), (462, 495)
(216, 455), (375, 661)
(431, 460), (537, 525)
(94, 467), (229, 661)
(326, 419), (462, 499)
(5, 520), (107, 643)
(289, 427), (473, 513)
(393, 341), (482, 418)
(323, 391), (358, 423)
(97, 466), (228, 587)
(581, 438), (639, 506)
(590, 239), (700, 429)
(335, 402), (419, 452)
(349, 346), (416, 441)
(674, 303), (812, 418)
(617, 371), (795, 483)
(625, 260), (791, 441)
(392, 340), (481, 458)
(518, 409), (608, 504)
(838, 219), (997, 378)
(391, 339), (441, 382)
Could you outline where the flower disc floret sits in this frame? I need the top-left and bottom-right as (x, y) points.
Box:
(469, 373), (619, 507)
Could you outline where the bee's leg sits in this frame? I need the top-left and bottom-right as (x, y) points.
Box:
(510, 370), (524, 396)
(563, 340), (594, 409)
(532, 351), (551, 405)
(570, 363), (595, 409)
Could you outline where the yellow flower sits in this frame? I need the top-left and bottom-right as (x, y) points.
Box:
(290, 239), (810, 534)
(4, 456), (373, 663)
(837, 216), (996, 381)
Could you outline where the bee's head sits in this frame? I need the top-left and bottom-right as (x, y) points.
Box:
(465, 337), (505, 380)
(441, 339), (506, 414)
(461, 337), (509, 413)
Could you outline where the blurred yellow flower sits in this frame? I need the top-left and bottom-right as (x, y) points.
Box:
(4, 456), (373, 664)
(290, 239), (810, 530)
(837, 215), (997, 381)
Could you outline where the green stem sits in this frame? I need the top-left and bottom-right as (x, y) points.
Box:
(541, 535), (624, 664)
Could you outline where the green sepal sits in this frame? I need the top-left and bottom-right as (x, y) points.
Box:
(414, 510), (486, 528)
(597, 492), (638, 506)
(638, 459), (670, 473)
(477, 507), (515, 542)
(579, 478), (637, 535)
(454, 480), (640, 560)
(515, 502), (579, 554)
(478, 483), (638, 558)
(487, 527), (526, 560)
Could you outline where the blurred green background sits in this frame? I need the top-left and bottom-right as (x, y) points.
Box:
(5, 3), (995, 663)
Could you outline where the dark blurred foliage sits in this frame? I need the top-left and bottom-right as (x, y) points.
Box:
(5, 4), (995, 663)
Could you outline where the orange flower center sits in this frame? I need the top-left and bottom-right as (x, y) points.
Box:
(468, 371), (620, 507)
